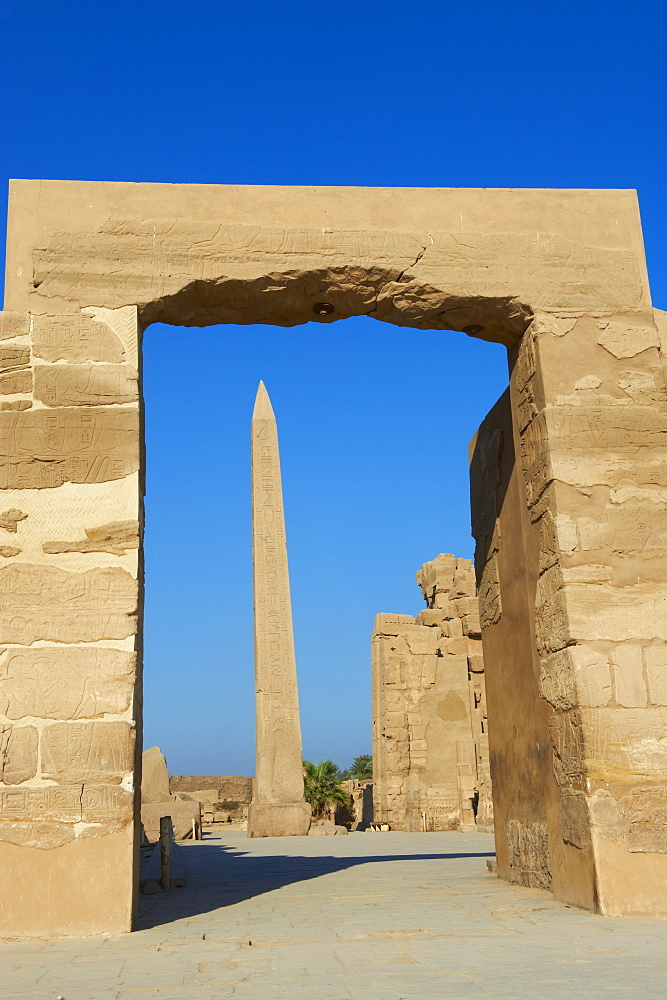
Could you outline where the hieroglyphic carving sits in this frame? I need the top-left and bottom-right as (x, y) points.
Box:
(31, 221), (644, 314)
(41, 722), (134, 782)
(0, 564), (137, 643)
(0, 784), (133, 848)
(0, 311), (29, 340)
(32, 313), (125, 362)
(0, 725), (38, 783)
(506, 818), (551, 888)
(34, 365), (139, 406)
(548, 710), (586, 788)
(0, 647), (135, 720)
(620, 785), (667, 852)
(0, 406), (139, 488)
(43, 520), (139, 556)
(513, 326), (538, 432)
(0, 345), (32, 395)
(534, 565), (570, 655)
(250, 382), (307, 831)
(0, 400), (31, 411)
(597, 320), (660, 359)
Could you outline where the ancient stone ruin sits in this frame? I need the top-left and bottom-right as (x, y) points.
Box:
(372, 554), (492, 832)
(0, 180), (665, 935)
(139, 746), (202, 842)
(169, 774), (253, 824)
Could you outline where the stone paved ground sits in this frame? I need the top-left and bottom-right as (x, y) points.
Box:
(3, 830), (667, 1000)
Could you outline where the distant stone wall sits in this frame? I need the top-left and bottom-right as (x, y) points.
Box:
(372, 553), (492, 832)
(169, 775), (253, 819)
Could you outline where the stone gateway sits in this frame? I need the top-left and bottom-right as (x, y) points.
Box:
(0, 181), (665, 935)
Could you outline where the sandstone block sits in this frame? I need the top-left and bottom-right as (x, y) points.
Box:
(414, 609), (445, 627)
(0, 311), (29, 340)
(34, 364), (139, 407)
(42, 519), (139, 556)
(597, 320), (659, 359)
(646, 646), (667, 705)
(247, 801), (311, 838)
(0, 564), (138, 643)
(32, 313), (126, 363)
(0, 647), (135, 720)
(0, 369), (32, 394)
(612, 645), (647, 707)
(0, 406), (139, 489)
(41, 722), (134, 782)
(0, 725), (38, 783)
(404, 630), (440, 655)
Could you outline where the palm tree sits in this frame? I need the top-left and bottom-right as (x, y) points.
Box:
(303, 760), (350, 819)
(349, 754), (372, 780)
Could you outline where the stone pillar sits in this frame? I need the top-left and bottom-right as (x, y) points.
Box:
(247, 382), (310, 838)
(472, 307), (667, 916)
(0, 306), (142, 937)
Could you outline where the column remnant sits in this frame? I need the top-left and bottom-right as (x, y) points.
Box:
(247, 382), (311, 837)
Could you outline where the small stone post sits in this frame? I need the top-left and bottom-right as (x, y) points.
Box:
(159, 816), (172, 891)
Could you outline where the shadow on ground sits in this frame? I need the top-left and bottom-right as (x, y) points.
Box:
(136, 840), (495, 930)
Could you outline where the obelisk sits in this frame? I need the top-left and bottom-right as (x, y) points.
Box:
(247, 382), (312, 837)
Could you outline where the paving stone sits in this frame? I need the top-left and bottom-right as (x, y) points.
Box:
(2, 831), (667, 999)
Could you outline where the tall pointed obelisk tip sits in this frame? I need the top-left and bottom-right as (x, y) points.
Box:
(252, 380), (275, 421)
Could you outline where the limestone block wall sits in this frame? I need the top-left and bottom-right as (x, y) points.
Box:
(0, 306), (142, 937)
(372, 554), (492, 832)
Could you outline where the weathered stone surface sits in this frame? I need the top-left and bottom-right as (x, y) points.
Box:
(646, 646), (667, 705)
(612, 645), (647, 707)
(0, 508), (27, 531)
(0, 369), (32, 394)
(141, 799), (202, 841)
(43, 519), (139, 555)
(0, 564), (137, 643)
(0, 647), (135, 720)
(597, 320), (659, 359)
(308, 823), (348, 836)
(248, 382), (310, 837)
(141, 746), (171, 803)
(34, 364), (139, 406)
(0, 311), (29, 340)
(32, 313), (126, 363)
(247, 801), (311, 838)
(0, 406), (139, 489)
(0, 345), (30, 372)
(0, 400), (31, 411)
(0, 725), (38, 783)
(373, 554), (491, 834)
(41, 721), (134, 782)
(0, 784), (133, 849)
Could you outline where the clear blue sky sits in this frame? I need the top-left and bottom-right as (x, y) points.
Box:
(1, 1), (665, 777)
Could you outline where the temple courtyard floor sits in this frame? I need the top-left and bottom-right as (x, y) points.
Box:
(2, 829), (667, 1000)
